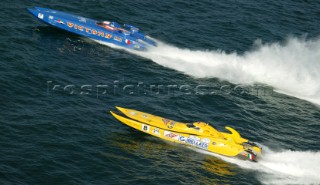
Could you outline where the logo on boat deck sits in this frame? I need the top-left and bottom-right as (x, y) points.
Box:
(130, 111), (136, 115)
(66, 22), (113, 39)
(55, 19), (64, 24)
(164, 131), (179, 140)
(114, 36), (122, 42)
(141, 124), (150, 132)
(179, 136), (209, 149)
(142, 114), (148, 118)
(38, 13), (44, 19)
(162, 118), (170, 125)
(49, 16), (54, 19)
(162, 119), (176, 129)
(153, 128), (160, 135)
(167, 121), (176, 129)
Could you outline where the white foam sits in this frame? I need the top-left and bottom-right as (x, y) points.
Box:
(95, 37), (320, 105)
(192, 146), (320, 185)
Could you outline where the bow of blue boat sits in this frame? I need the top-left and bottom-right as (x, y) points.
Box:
(27, 7), (156, 51)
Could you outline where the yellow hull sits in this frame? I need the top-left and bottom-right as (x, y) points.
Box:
(110, 107), (262, 161)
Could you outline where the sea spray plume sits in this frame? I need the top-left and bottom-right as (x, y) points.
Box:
(193, 146), (320, 185)
(243, 37), (320, 104)
(94, 36), (320, 105)
(134, 37), (320, 105)
(258, 148), (320, 184)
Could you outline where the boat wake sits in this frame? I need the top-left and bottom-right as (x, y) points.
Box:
(133, 37), (320, 105)
(94, 36), (320, 106)
(194, 146), (320, 185)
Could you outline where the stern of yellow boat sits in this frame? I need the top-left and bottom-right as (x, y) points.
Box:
(237, 141), (262, 162)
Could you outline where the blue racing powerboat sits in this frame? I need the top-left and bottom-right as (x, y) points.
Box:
(27, 7), (156, 50)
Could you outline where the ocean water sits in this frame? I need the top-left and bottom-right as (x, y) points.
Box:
(1, 0), (320, 184)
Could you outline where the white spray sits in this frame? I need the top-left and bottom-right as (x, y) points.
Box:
(117, 37), (320, 105)
(94, 37), (320, 104)
(193, 146), (320, 185)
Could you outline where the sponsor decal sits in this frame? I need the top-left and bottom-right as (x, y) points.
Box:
(125, 39), (131, 45)
(38, 13), (44, 19)
(141, 124), (150, 132)
(162, 118), (170, 125)
(97, 31), (104, 37)
(66, 21), (114, 40)
(55, 19), (64, 24)
(162, 119), (176, 129)
(164, 131), (179, 140)
(105, 34), (112, 39)
(67, 22), (74, 28)
(130, 111), (136, 115)
(142, 114), (148, 118)
(168, 121), (176, 129)
(179, 136), (186, 142)
(114, 36), (122, 42)
(153, 128), (160, 135)
(78, 26), (84, 31)
(49, 16), (54, 19)
(179, 136), (209, 149)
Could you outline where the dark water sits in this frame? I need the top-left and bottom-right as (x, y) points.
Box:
(1, 0), (320, 184)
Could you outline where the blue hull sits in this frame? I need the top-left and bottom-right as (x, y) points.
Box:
(27, 7), (156, 51)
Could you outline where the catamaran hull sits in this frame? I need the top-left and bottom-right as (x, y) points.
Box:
(110, 108), (261, 162)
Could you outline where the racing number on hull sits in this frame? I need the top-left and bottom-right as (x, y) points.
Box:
(141, 124), (150, 132)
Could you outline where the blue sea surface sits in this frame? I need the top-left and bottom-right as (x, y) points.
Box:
(1, 0), (320, 184)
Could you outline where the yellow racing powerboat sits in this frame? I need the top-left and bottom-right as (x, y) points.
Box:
(110, 107), (262, 162)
